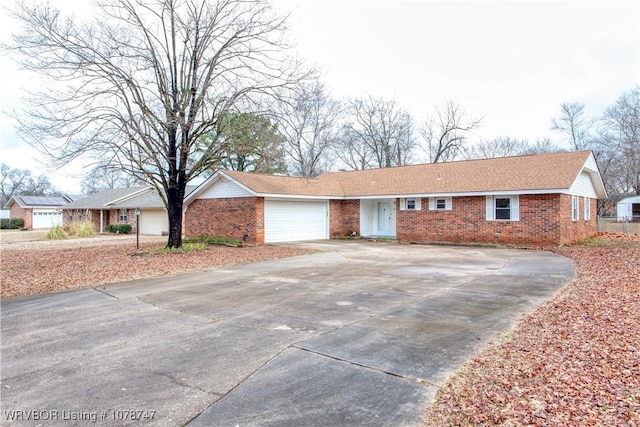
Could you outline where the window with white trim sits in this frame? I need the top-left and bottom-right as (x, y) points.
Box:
(400, 198), (421, 211)
(486, 195), (520, 221)
(119, 209), (128, 222)
(428, 197), (452, 210)
(571, 196), (579, 221)
(583, 197), (590, 221)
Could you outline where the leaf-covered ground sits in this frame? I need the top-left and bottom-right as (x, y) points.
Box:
(1, 242), (312, 299)
(424, 233), (640, 426)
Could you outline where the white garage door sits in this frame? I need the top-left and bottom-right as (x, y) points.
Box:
(32, 210), (63, 229)
(265, 200), (328, 243)
(139, 209), (168, 235)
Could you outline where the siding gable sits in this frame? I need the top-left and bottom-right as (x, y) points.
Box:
(200, 179), (253, 199)
(569, 172), (598, 198)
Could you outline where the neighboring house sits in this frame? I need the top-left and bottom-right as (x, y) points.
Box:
(3, 195), (80, 229)
(183, 150), (607, 246)
(63, 186), (197, 235)
(616, 195), (640, 222)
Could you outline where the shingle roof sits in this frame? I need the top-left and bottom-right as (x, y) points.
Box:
(222, 150), (597, 198)
(64, 187), (151, 209)
(223, 171), (345, 197)
(65, 185), (199, 209)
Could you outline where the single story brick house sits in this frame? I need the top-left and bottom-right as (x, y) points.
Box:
(62, 186), (190, 235)
(3, 194), (80, 229)
(183, 150), (607, 246)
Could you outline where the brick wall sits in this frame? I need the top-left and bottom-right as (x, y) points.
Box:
(558, 194), (598, 245)
(330, 200), (360, 237)
(395, 194), (596, 247)
(184, 197), (264, 244)
(10, 205), (31, 229)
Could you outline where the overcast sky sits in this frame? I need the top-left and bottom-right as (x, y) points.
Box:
(1, 0), (638, 193)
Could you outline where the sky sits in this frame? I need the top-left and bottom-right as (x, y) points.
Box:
(1, 0), (639, 194)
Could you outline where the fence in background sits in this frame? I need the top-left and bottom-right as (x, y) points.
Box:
(598, 216), (640, 234)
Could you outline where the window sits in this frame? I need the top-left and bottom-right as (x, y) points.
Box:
(428, 197), (452, 211)
(400, 198), (421, 210)
(572, 196), (579, 221)
(584, 197), (590, 221)
(119, 209), (128, 222)
(495, 198), (511, 220)
(486, 195), (519, 221)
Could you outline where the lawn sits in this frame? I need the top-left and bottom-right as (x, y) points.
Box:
(424, 233), (640, 426)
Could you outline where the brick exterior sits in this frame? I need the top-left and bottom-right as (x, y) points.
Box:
(395, 194), (598, 247)
(330, 200), (360, 237)
(183, 193), (598, 247)
(63, 208), (130, 233)
(184, 197), (264, 244)
(10, 204), (31, 229)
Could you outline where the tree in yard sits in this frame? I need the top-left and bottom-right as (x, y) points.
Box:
(601, 87), (640, 195)
(0, 163), (60, 206)
(551, 101), (595, 151)
(0, 164), (32, 206)
(465, 136), (531, 159)
(340, 96), (415, 169)
(421, 100), (482, 163)
(7, 0), (305, 247)
(81, 165), (146, 195)
(276, 81), (342, 177)
(200, 112), (287, 174)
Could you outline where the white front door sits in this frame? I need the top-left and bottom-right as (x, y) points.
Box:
(377, 202), (392, 235)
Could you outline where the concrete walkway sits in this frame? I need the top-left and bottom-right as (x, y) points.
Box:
(1, 241), (574, 426)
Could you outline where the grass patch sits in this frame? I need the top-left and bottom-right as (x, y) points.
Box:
(132, 242), (208, 256)
(68, 221), (96, 238)
(183, 235), (242, 247)
(46, 226), (68, 240)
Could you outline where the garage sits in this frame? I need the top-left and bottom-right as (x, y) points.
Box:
(264, 200), (328, 243)
(139, 209), (168, 235)
(32, 209), (63, 229)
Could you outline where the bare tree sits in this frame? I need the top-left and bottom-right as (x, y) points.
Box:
(465, 136), (530, 159)
(340, 96), (415, 169)
(0, 164), (32, 206)
(81, 165), (146, 195)
(276, 81), (341, 177)
(601, 87), (640, 195)
(421, 100), (482, 163)
(7, 0), (305, 247)
(551, 101), (594, 150)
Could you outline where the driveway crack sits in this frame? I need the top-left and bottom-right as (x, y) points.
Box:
(292, 346), (440, 389)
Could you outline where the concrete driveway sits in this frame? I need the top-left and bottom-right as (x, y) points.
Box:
(1, 241), (574, 426)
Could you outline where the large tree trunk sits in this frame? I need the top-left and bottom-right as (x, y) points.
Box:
(166, 173), (186, 248)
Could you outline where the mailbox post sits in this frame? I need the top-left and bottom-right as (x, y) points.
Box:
(135, 207), (141, 249)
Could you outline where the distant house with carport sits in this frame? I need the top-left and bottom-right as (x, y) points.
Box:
(183, 150), (606, 247)
(3, 194), (81, 229)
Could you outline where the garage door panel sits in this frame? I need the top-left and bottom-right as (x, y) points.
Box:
(32, 210), (63, 229)
(139, 210), (168, 235)
(265, 201), (328, 243)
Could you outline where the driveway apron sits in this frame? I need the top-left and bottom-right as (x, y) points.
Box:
(1, 241), (575, 426)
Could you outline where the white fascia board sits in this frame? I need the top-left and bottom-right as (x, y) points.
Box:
(344, 189), (570, 199)
(105, 187), (154, 206)
(259, 193), (333, 201)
